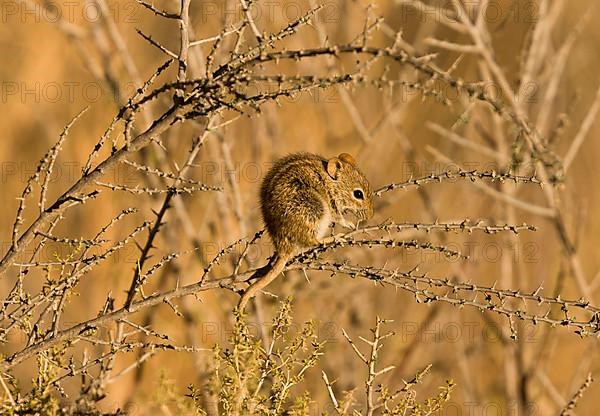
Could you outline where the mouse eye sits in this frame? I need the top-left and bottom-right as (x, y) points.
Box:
(353, 189), (364, 200)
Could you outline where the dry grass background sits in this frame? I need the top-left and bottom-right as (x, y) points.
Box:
(1, 0), (600, 414)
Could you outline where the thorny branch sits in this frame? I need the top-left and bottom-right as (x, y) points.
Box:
(2, 0), (599, 413)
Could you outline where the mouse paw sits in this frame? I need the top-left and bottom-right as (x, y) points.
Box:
(336, 218), (356, 230)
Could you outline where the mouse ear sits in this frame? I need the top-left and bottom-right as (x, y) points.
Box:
(338, 153), (356, 166)
(326, 157), (343, 179)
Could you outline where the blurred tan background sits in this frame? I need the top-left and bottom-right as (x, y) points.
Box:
(1, 0), (600, 413)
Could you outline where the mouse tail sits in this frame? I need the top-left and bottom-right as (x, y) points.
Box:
(237, 256), (288, 312)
